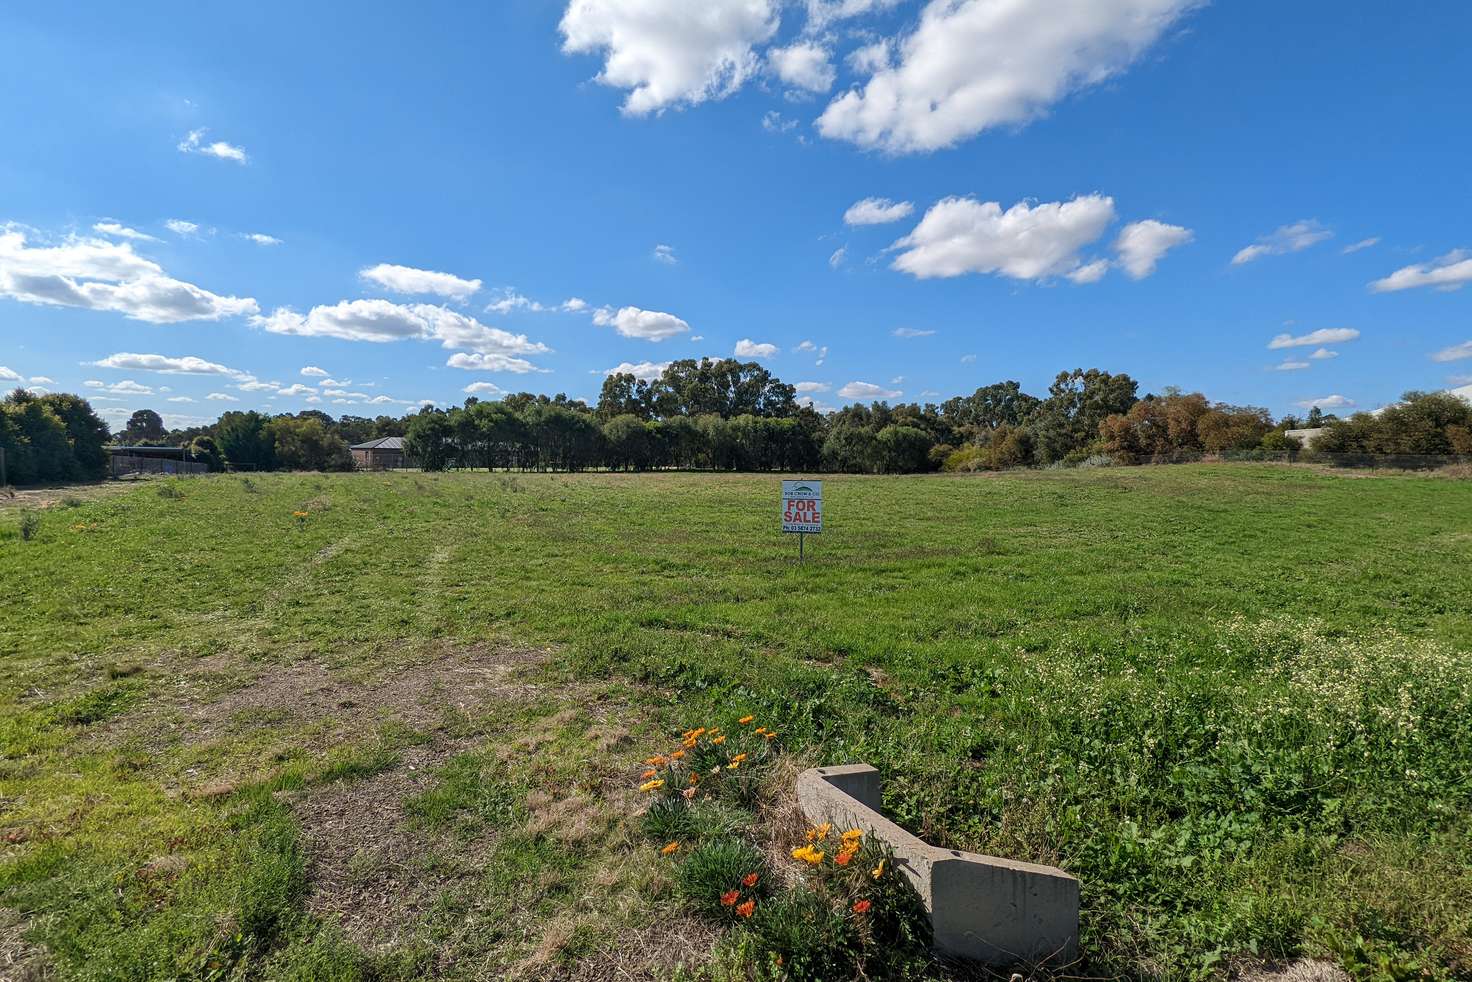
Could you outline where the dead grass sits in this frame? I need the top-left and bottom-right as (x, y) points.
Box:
(1232, 958), (1351, 982)
(0, 907), (48, 982)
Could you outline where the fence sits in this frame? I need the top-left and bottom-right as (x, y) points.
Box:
(109, 454), (209, 478)
(1098, 449), (1472, 471)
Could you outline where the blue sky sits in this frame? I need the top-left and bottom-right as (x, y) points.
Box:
(3, 0), (1470, 430)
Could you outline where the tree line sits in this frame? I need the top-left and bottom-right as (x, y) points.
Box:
(3, 358), (1468, 484)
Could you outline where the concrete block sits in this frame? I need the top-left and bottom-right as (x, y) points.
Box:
(796, 764), (1078, 968)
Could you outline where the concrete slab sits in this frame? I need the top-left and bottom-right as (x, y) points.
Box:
(796, 764), (1078, 968)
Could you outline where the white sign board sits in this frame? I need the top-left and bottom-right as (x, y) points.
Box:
(781, 480), (823, 534)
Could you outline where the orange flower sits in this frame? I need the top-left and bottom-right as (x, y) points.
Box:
(730, 753), (747, 764)
(736, 899), (755, 918)
(764, 731), (777, 740)
(742, 872), (759, 888)
(851, 899), (871, 915)
(738, 715), (755, 725)
(641, 769), (657, 779)
(754, 727), (767, 735)
(670, 750), (686, 760)
(834, 850), (854, 866)
(645, 755), (667, 766)
(688, 772), (699, 785)
(712, 735), (726, 745)
(660, 841), (680, 856)
(720, 890), (740, 907)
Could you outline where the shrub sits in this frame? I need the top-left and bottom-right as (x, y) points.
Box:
(19, 510), (40, 541)
(676, 837), (768, 918)
(156, 482), (185, 500)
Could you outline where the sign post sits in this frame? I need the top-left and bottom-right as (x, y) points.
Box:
(781, 480), (822, 562)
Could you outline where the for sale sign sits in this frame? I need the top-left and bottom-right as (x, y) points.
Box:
(781, 480), (823, 534)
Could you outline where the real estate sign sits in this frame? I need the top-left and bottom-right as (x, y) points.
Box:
(781, 480), (823, 534)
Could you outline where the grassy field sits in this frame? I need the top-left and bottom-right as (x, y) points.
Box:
(2, 466), (1470, 981)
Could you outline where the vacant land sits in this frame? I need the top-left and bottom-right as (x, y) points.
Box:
(2, 466), (1470, 980)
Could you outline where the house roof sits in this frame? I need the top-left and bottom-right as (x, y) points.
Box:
(350, 436), (405, 451)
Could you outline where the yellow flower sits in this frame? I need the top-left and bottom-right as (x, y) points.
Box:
(871, 859), (886, 879)
(738, 715), (755, 725)
(727, 760), (740, 770)
(754, 727), (767, 735)
(292, 511), (309, 518)
(639, 779), (665, 793)
(660, 841), (680, 856)
(791, 845), (825, 865)
(841, 828), (863, 845)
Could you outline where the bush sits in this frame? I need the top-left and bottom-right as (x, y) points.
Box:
(676, 838), (768, 917)
(19, 510), (40, 541)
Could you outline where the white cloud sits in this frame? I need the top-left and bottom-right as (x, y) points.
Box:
(960, 353), (977, 364)
(734, 338), (778, 358)
(445, 352), (547, 374)
(592, 304), (691, 341)
(464, 381), (506, 396)
(85, 378), (153, 395)
(252, 301), (549, 366)
(891, 194), (1115, 280)
(0, 366), (20, 381)
(276, 383), (315, 397)
(816, 0), (1198, 153)
(1268, 328), (1359, 350)
(93, 222), (157, 242)
(485, 289), (550, 314)
(1232, 220), (1333, 265)
(165, 219), (200, 237)
(845, 39), (892, 74)
(1431, 340), (1472, 363)
(562, 297), (589, 312)
(1113, 219), (1192, 278)
(1369, 250), (1472, 293)
(360, 263), (481, 300)
(1294, 395), (1354, 410)
(795, 340), (818, 352)
(317, 378), (349, 387)
(828, 246), (847, 269)
(177, 128), (247, 163)
(0, 228), (257, 324)
(652, 243), (678, 265)
(560, 0), (780, 115)
(1065, 258), (1110, 284)
(795, 381), (831, 394)
(301, 366), (329, 377)
(206, 392), (238, 401)
(237, 379), (278, 392)
(805, 0), (904, 31)
(603, 360), (670, 381)
(762, 110), (799, 133)
(1449, 383), (1472, 403)
(838, 380), (902, 400)
(1309, 348), (1339, 360)
(244, 233), (282, 246)
(93, 352), (246, 377)
(891, 327), (934, 338)
(167, 396), (195, 403)
(1342, 237), (1379, 254)
(1273, 360), (1310, 371)
(29, 376), (54, 384)
(768, 42), (835, 93)
(843, 197), (914, 226)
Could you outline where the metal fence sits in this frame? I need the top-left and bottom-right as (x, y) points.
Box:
(109, 454), (209, 478)
(1100, 449), (1472, 471)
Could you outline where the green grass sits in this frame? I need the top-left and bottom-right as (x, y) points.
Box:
(2, 466), (1470, 979)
